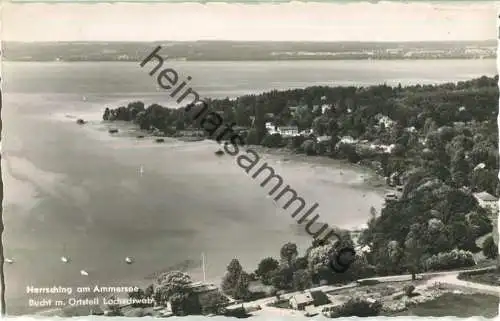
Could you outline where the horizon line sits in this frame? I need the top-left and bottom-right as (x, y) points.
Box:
(4, 39), (497, 43)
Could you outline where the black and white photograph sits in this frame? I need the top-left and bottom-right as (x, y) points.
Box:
(0, 1), (499, 318)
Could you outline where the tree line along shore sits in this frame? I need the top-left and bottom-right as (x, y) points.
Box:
(93, 75), (499, 318)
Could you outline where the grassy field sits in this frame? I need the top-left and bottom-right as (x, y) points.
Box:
(390, 293), (499, 318)
(458, 269), (500, 286)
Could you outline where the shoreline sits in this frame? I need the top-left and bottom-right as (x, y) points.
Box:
(96, 119), (389, 193)
(93, 120), (389, 230)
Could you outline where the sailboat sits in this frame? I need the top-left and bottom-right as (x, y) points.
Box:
(61, 244), (69, 263)
(201, 252), (206, 282)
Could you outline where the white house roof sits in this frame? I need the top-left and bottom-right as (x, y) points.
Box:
(290, 292), (314, 304)
(186, 282), (218, 292)
(317, 136), (331, 142)
(473, 163), (486, 171)
(473, 191), (498, 202)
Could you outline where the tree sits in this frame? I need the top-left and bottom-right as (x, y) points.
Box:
(221, 259), (250, 300)
(404, 223), (427, 280)
(292, 269), (312, 292)
(300, 140), (316, 155)
(144, 284), (154, 298)
(154, 271), (194, 314)
(235, 105), (252, 127)
(294, 257), (309, 270)
(245, 129), (260, 145)
(227, 258), (243, 275)
(307, 243), (334, 274)
(254, 103), (267, 143)
(280, 242), (298, 266)
(403, 285), (415, 297)
(450, 149), (470, 187)
(199, 290), (229, 315)
(261, 133), (283, 148)
(425, 219), (453, 255)
(103, 107), (111, 120)
(270, 265), (294, 290)
(482, 236), (498, 259)
(255, 257), (279, 284)
(233, 272), (251, 300)
(337, 143), (360, 163)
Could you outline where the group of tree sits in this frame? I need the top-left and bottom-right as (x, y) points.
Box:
(220, 259), (252, 300)
(103, 75), (498, 196)
(145, 270), (228, 316)
(358, 168), (495, 279)
(249, 237), (376, 295)
(103, 75), (499, 285)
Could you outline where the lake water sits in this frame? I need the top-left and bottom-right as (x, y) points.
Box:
(1, 59), (496, 315)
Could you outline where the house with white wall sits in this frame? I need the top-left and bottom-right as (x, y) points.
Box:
(473, 191), (498, 214)
(265, 122), (299, 137)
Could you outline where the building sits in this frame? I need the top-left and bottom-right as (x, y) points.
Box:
(339, 136), (357, 144)
(473, 163), (486, 171)
(265, 122), (279, 135)
(288, 105), (308, 116)
(264, 113), (275, 120)
(316, 135), (332, 143)
(265, 122), (299, 137)
(178, 129), (205, 137)
(374, 114), (395, 128)
(299, 129), (314, 136)
(279, 126), (299, 137)
(473, 191), (498, 214)
(369, 143), (396, 154)
(289, 291), (330, 311)
(183, 282), (229, 314)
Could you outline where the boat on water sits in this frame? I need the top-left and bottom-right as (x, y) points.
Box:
(61, 244), (69, 263)
(125, 257), (134, 264)
(215, 150), (224, 156)
(80, 270), (89, 276)
(5, 258), (14, 264)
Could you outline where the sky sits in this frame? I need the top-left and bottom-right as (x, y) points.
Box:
(1, 1), (498, 42)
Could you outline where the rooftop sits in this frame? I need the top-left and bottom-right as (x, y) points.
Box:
(186, 282), (219, 293)
(290, 290), (330, 306)
(473, 191), (498, 202)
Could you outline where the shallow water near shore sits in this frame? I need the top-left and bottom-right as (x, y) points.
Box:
(1, 59), (496, 315)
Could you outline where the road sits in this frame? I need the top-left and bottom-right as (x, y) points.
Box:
(226, 265), (499, 314)
(357, 266), (497, 283)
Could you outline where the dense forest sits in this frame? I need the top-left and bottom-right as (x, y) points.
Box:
(105, 76), (499, 312)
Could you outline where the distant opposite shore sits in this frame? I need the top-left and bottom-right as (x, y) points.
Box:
(2, 40), (496, 61)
